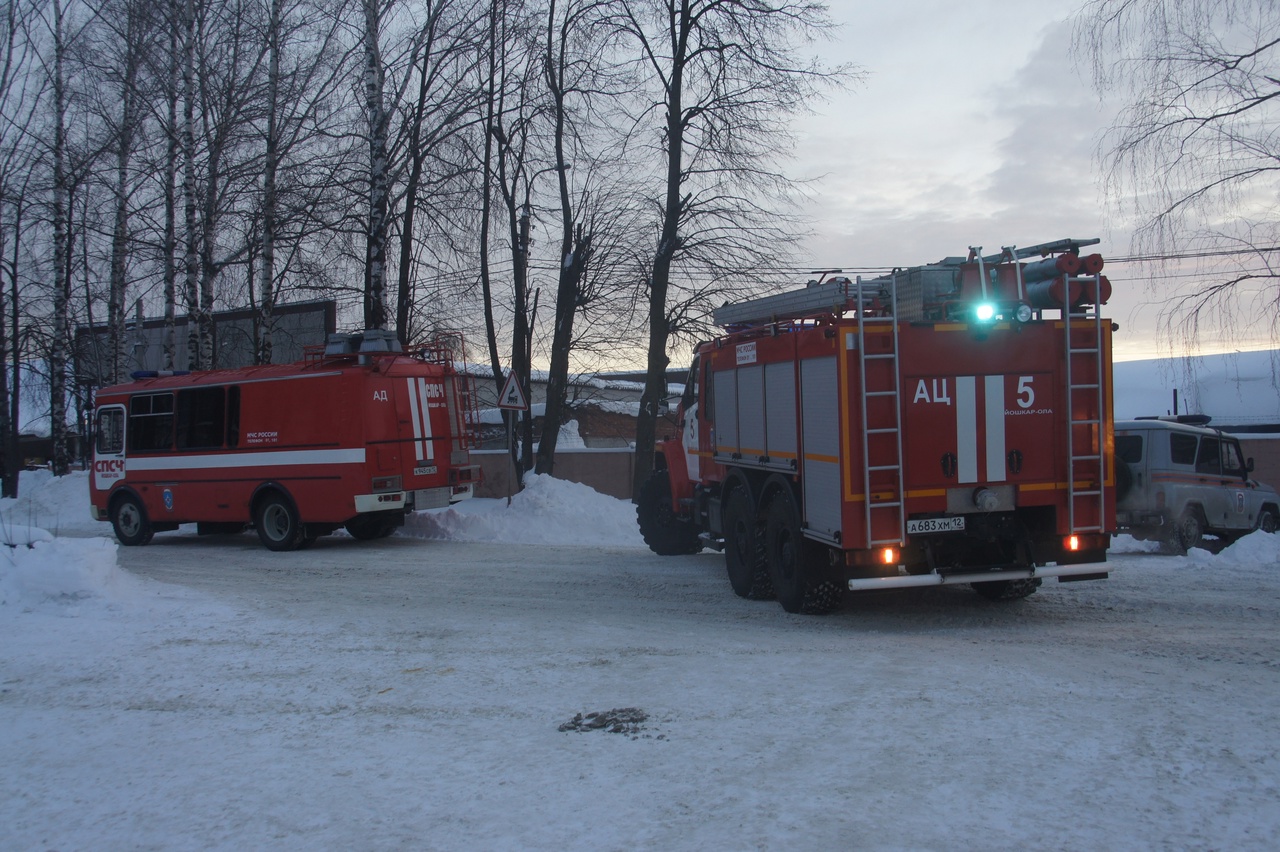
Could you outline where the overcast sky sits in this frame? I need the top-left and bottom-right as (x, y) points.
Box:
(788, 0), (1240, 361)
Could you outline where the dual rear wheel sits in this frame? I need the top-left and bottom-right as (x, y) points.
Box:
(723, 483), (842, 615)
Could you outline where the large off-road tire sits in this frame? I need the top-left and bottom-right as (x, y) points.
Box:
(763, 490), (842, 615)
(1173, 508), (1205, 554)
(637, 469), (701, 556)
(255, 491), (305, 552)
(723, 486), (773, 600)
(110, 492), (154, 547)
(1256, 509), (1277, 535)
(971, 577), (1041, 601)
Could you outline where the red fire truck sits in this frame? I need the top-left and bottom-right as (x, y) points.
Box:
(638, 238), (1116, 613)
(89, 330), (479, 550)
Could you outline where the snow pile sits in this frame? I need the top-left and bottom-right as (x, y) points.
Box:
(0, 469), (98, 535)
(404, 472), (644, 547)
(0, 471), (145, 614)
(0, 535), (126, 613)
(1109, 534), (1163, 554)
(1183, 529), (1280, 572)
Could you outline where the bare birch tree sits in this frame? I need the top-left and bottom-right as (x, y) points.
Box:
(618, 0), (848, 499)
(392, 0), (484, 345)
(0, 0), (42, 494)
(360, 0), (390, 329)
(46, 0), (72, 473)
(532, 0), (603, 474)
(1075, 0), (1280, 351)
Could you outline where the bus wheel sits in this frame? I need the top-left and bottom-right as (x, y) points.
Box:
(255, 492), (304, 551)
(111, 493), (154, 546)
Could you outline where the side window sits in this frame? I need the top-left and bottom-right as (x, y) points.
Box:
(96, 408), (124, 455)
(128, 393), (174, 452)
(1116, 434), (1142, 463)
(680, 357), (698, 412)
(226, 386), (241, 448)
(176, 387), (225, 450)
(1169, 433), (1198, 465)
(1195, 436), (1221, 474)
(702, 360), (714, 422)
(1222, 440), (1245, 476)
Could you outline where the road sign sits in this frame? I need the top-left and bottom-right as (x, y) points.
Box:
(497, 372), (529, 411)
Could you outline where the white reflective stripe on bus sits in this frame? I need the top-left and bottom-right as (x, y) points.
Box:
(125, 448), (366, 471)
(415, 378), (435, 461)
(406, 377), (424, 461)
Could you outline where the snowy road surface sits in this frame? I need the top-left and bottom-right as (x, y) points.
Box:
(2, 473), (1279, 849)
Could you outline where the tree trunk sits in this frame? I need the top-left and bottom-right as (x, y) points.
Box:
(363, 0), (388, 331)
(49, 0), (69, 476)
(632, 24), (686, 501)
(0, 195), (13, 497)
(395, 48), (430, 345)
(477, 1), (504, 391)
(108, 1), (140, 383)
(182, 0), (200, 369)
(256, 0), (282, 365)
(162, 19), (178, 371)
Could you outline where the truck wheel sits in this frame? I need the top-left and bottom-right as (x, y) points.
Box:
(764, 491), (842, 615)
(1257, 510), (1277, 534)
(255, 492), (305, 552)
(111, 493), (154, 546)
(972, 578), (1041, 601)
(723, 487), (772, 600)
(1174, 509), (1205, 553)
(637, 469), (701, 555)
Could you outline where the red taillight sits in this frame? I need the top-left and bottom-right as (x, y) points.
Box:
(881, 547), (897, 565)
(1065, 535), (1081, 552)
(372, 475), (402, 493)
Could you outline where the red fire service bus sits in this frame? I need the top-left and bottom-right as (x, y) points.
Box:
(89, 330), (479, 550)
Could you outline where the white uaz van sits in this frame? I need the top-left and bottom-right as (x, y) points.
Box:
(1114, 416), (1279, 552)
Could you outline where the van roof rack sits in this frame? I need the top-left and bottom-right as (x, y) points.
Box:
(1134, 414), (1212, 426)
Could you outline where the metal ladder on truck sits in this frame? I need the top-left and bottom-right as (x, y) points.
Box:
(1063, 276), (1107, 533)
(855, 275), (906, 549)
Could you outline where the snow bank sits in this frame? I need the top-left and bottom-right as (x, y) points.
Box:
(0, 469), (98, 535)
(0, 534), (130, 614)
(403, 473), (644, 547)
(1109, 534), (1163, 554)
(1183, 529), (1280, 572)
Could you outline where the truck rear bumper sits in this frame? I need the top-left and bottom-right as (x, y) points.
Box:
(354, 492), (406, 513)
(847, 561), (1108, 592)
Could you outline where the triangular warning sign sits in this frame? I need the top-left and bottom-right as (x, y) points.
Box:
(497, 372), (529, 411)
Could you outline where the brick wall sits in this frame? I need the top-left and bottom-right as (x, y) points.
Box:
(473, 448), (636, 501)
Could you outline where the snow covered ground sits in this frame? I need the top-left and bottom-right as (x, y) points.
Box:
(3, 472), (1280, 849)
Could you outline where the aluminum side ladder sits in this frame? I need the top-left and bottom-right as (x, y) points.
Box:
(856, 275), (906, 548)
(1063, 278), (1107, 533)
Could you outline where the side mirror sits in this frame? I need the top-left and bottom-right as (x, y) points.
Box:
(1247, 457), (1255, 473)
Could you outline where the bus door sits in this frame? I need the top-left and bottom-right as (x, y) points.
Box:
(93, 404), (127, 492)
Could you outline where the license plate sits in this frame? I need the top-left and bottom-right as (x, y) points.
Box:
(907, 516), (966, 535)
(414, 465), (438, 476)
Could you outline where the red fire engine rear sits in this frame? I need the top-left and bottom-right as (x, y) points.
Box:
(638, 239), (1115, 613)
(89, 330), (480, 550)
